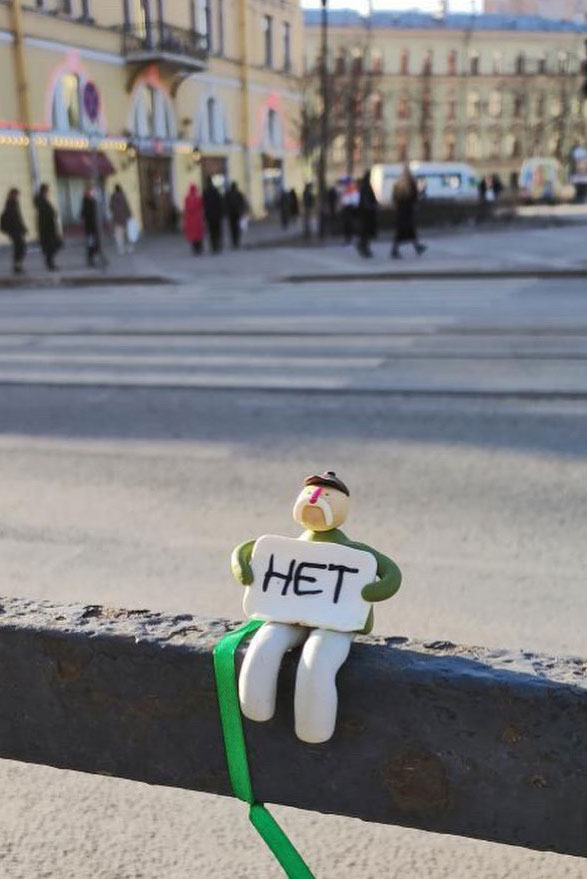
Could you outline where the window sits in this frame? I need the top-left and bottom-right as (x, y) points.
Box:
(492, 51), (502, 74)
(396, 135), (408, 162)
(444, 132), (456, 160)
(217, 0), (224, 54)
(557, 51), (568, 74)
(372, 49), (383, 73)
(466, 89), (480, 120)
(397, 93), (410, 119)
(52, 73), (82, 131)
(489, 130), (501, 159)
(283, 21), (291, 71)
(421, 138), (431, 160)
(263, 15), (273, 68)
(351, 48), (362, 75)
(60, 0), (73, 13)
(205, 0), (213, 50)
(488, 90), (502, 117)
(538, 54), (546, 74)
(372, 93), (383, 122)
(133, 84), (175, 139)
(192, 0), (208, 42)
(447, 50), (457, 75)
(400, 49), (409, 75)
(422, 50), (433, 76)
(466, 130), (482, 160)
(550, 94), (562, 117)
(266, 108), (283, 149)
(335, 51), (346, 75)
(207, 96), (217, 143)
(373, 132), (384, 162)
(513, 93), (524, 118)
(504, 132), (520, 158)
(515, 53), (525, 75)
(469, 51), (479, 75)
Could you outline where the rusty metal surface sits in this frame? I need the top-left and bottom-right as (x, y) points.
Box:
(0, 596), (585, 857)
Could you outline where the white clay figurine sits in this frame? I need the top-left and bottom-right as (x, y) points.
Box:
(231, 471), (402, 743)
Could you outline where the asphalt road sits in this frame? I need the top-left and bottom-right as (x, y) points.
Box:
(1, 226), (586, 879)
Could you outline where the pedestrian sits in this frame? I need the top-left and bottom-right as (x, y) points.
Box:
(491, 173), (503, 201)
(225, 181), (247, 248)
(327, 185), (338, 226)
(357, 169), (378, 258)
(478, 176), (487, 203)
(109, 183), (132, 255)
(81, 185), (101, 267)
(289, 188), (299, 222)
(203, 176), (223, 253)
(34, 183), (61, 271)
(391, 165), (426, 259)
(183, 183), (205, 254)
(1, 188), (27, 274)
(279, 187), (290, 229)
(340, 179), (359, 245)
(302, 182), (315, 239)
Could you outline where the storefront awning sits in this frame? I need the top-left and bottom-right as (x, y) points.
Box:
(54, 149), (115, 178)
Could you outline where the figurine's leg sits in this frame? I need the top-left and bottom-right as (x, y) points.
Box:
(294, 628), (354, 743)
(239, 622), (307, 723)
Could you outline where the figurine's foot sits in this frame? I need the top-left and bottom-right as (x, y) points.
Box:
(415, 243), (427, 255)
(294, 629), (353, 743)
(391, 250), (401, 259)
(239, 622), (307, 722)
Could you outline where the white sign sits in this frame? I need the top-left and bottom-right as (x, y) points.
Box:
(243, 534), (377, 632)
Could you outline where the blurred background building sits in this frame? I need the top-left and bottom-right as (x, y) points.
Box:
(304, 9), (587, 187)
(1, 0), (303, 234)
(484, 1), (587, 22)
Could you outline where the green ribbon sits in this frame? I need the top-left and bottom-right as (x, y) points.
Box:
(213, 620), (315, 879)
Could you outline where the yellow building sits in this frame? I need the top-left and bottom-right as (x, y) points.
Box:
(304, 9), (587, 186)
(0, 0), (304, 235)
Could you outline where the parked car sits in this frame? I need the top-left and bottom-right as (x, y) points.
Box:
(370, 161), (479, 204)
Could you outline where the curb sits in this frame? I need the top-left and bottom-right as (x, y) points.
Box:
(0, 274), (174, 290)
(284, 268), (587, 283)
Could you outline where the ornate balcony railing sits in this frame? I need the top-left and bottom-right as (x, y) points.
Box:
(122, 23), (208, 68)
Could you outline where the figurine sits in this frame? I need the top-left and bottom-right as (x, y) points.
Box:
(231, 471), (402, 744)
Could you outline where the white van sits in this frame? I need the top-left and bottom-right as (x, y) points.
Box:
(371, 162), (479, 204)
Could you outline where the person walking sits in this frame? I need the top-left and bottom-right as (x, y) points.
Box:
(357, 169), (378, 258)
(183, 183), (205, 255)
(203, 177), (223, 253)
(225, 181), (247, 248)
(279, 187), (290, 230)
(1, 189), (27, 274)
(109, 183), (132, 255)
(391, 165), (426, 259)
(288, 188), (299, 223)
(81, 185), (101, 267)
(302, 182), (315, 239)
(340, 179), (359, 246)
(34, 183), (61, 271)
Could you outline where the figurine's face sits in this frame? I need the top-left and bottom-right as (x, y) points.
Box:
(292, 485), (349, 532)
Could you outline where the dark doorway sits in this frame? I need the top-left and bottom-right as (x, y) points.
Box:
(138, 155), (175, 231)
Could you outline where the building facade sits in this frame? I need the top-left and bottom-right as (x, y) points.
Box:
(485, 1), (587, 22)
(304, 10), (587, 187)
(1, 0), (303, 236)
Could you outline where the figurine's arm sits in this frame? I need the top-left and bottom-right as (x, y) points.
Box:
(352, 542), (402, 602)
(231, 538), (256, 586)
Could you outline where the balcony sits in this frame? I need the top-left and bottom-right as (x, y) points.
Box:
(122, 23), (208, 73)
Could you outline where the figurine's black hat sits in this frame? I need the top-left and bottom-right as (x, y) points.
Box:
(303, 471), (350, 497)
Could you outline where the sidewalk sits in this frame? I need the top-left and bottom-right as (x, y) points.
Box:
(1, 214), (587, 288)
(0, 217), (304, 288)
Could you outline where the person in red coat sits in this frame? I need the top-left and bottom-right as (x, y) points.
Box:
(183, 184), (205, 255)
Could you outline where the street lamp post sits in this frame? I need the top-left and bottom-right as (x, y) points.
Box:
(318, 0), (328, 238)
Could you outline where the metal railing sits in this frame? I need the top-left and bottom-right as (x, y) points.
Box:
(122, 22), (208, 63)
(0, 594), (586, 859)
